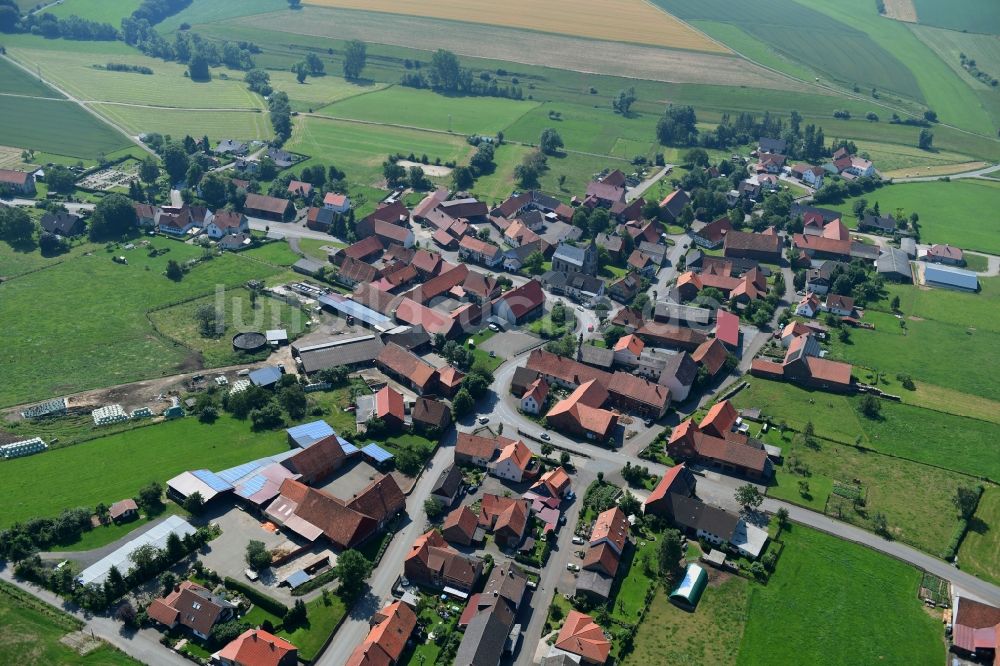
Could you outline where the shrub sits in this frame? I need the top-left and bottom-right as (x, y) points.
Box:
(223, 577), (288, 617)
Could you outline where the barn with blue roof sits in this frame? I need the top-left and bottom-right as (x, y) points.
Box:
(287, 420), (335, 448)
(361, 443), (394, 468)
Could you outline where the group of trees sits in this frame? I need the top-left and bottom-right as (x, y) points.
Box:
(0, 205), (36, 248)
(453, 138), (498, 190)
(514, 150), (549, 189)
(450, 359), (495, 419)
(401, 49), (524, 100)
(0, 2), (119, 41)
(268, 91), (293, 144)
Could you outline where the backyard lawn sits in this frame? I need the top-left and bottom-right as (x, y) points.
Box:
(0, 416), (287, 527)
(737, 525), (944, 665)
(0, 580), (140, 665)
(625, 574), (749, 666)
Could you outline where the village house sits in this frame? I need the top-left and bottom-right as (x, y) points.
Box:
(667, 401), (772, 480)
(723, 229), (782, 263)
(206, 210), (248, 238)
(924, 244), (965, 266)
(147, 581), (236, 639)
(823, 294), (856, 317)
(659, 188), (690, 224)
(344, 601), (415, 666)
(459, 235), (503, 267)
(520, 377), (549, 415)
(490, 439), (534, 483)
(692, 216), (732, 249)
(0, 168), (37, 195)
(244, 193), (294, 222)
(750, 333), (854, 393)
(455, 432), (501, 468)
(40, 211), (85, 237)
(323, 192), (351, 214)
(478, 494), (530, 549)
(404, 529), (482, 593)
(550, 611), (612, 665)
(790, 163), (825, 188)
(492, 279), (546, 325)
(214, 629), (297, 666)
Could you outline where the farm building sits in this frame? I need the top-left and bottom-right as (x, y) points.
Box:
(78, 515), (196, 586)
(876, 248), (912, 282)
(244, 193), (294, 221)
(923, 264), (978, 291)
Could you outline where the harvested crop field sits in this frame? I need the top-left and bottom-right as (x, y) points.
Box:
(304, 0), (725, 52)
(882, 0), (917, 22)
(234, 8), (805, 91)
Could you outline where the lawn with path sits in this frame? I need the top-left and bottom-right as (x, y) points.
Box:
(737, 525), (944, 665)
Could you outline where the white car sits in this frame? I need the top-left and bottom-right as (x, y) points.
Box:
(566, 563), (580, 572)
(572, 536), (585, 545)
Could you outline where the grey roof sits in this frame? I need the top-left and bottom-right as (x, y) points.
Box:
(654, 302), (711, 326)
(40, 212), (83, 236)
(553, 242), (587, 267)
(298, 336), (384, 373)
(638, 241), (667, 262)
(790, 202), (840, 223)
(574, 569), (613, 599)
(859, 214), (897, 233)
(539, 221), (582, 246)
(758, 137), (786, 153)
(541, 270), (604, 295)
(666, 494), (738, 541)
(924, 264), (978, 290)
(383, 325), (431, 351)
(503, 242), (541, 263)
(876, 248), (911, 279)
(293, 258), (325, 275)
(579, 344), (614, 369)
(660, 352), (698, 387)
(900, 238), (917, 257)
(455, 599), (516, 666)
(483, 563), (528, 610)
(432, 465), (464, 499)
(249, 365), (283, 387)
(214, 139), (246, 154)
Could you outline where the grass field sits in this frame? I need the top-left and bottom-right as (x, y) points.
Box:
(243, 593), (347, 662)
(958, 487), (1000, 586)
(0, 57), (62, 98)
(763, 429), (971, 554)
(822, 309), (1000, 402)
(503, 102), (657, 158)
(796, 0), (996, 135)
(270, 71), (386, 112)
(626, 574), (748, 666)
(688, 20), (818, 82)
(91, 104), (273, 142)
(0, 581), (140, 666)
(910, 25), (1000, 93)
(241, 240), (303, 267)
(0, 239), (99, 278)
(149, 289), (308, 368)
(827, 179), (1000, 255)
(911, 0), (1000, 35)
(286, 115), (473, 186)
(318, 85), (540, 136)
(0, 96), (130, 159)
(7, 46), (265, 109)
(45, 0), (142, 24)
(856, 140), (983, 173)
(303, 0), (726, 52)
(732, 378), (1000, 481)
(653, 0), (923, 101)
(0, 243), (281, 408)
(738, 525), (944, 665)
(48, 504), (185, 553)
(0, 415), (287, 528)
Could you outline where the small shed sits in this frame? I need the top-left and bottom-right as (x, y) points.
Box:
(249, 365), (284, 388)
(266, 329), (289, 346)
(669, 563), (708, 611)
(361, 443), (394, 468)
(293, 258), (324, 277)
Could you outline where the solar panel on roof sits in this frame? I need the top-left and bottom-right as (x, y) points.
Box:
(341, 442), (360, 456)
(216, 459), (267, 484)
(287, 420), (334, 447)
(362, 443), (394, 462)
(236, 474), (267, 499)
(192, 469), (233, 493)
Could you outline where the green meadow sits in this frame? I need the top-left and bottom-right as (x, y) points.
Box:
(91, 104), (274, 142)
(0, 243), (281, 408)
(828, 179), (1000, 255)
(44, 0), (142, 24)
(0, 56), (62, 98)
(738, 526), (944, 665)
(0, 416), (287, 527)
(0, 95), (130, 158)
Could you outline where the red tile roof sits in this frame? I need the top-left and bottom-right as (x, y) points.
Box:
(216, 629), (297, 666)
(699, 400), (738, 437)
(645, 463), (690, 506)
(342, 235), (385, 261)
(108, 498), (137, 520)
(443, 505), (479, 543)
(692, 338), (729, 376)
(715, 310), (740, 348)
(375, 385), (405, 423)
(928, 244), (963, 261)
(581, 541), (621, 577)
(455, 432), (499, 461)
(554, 611), (611, 665)
(346, 474), (406, 525)
(793, 233), (851, 257)
(724, 230), (782, 255)
(494, 280), (545, 320)
(526, 349), (612, 388)
(376, 342), (438, 390)
(346, 601), (416, 666)
(245, 193), (291, 216)
(590, 506), (628, 553)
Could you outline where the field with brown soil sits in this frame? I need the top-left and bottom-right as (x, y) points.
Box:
(303, 0), (726, 52)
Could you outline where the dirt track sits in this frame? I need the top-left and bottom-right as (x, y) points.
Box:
(882, 0), (918, 23)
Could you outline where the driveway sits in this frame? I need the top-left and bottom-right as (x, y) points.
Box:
(198, 506), (294, 601)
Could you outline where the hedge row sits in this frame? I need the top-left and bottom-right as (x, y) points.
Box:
(223, 577), (288, 617)
(942, 485), (985, 561)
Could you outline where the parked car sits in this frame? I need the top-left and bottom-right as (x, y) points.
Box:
(566, 563), (580, 572)
(572, 536), (585, 545)
(540, 433), (551, 441)
(478, 417), (489, 424)
(488, 323), (500, 332)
